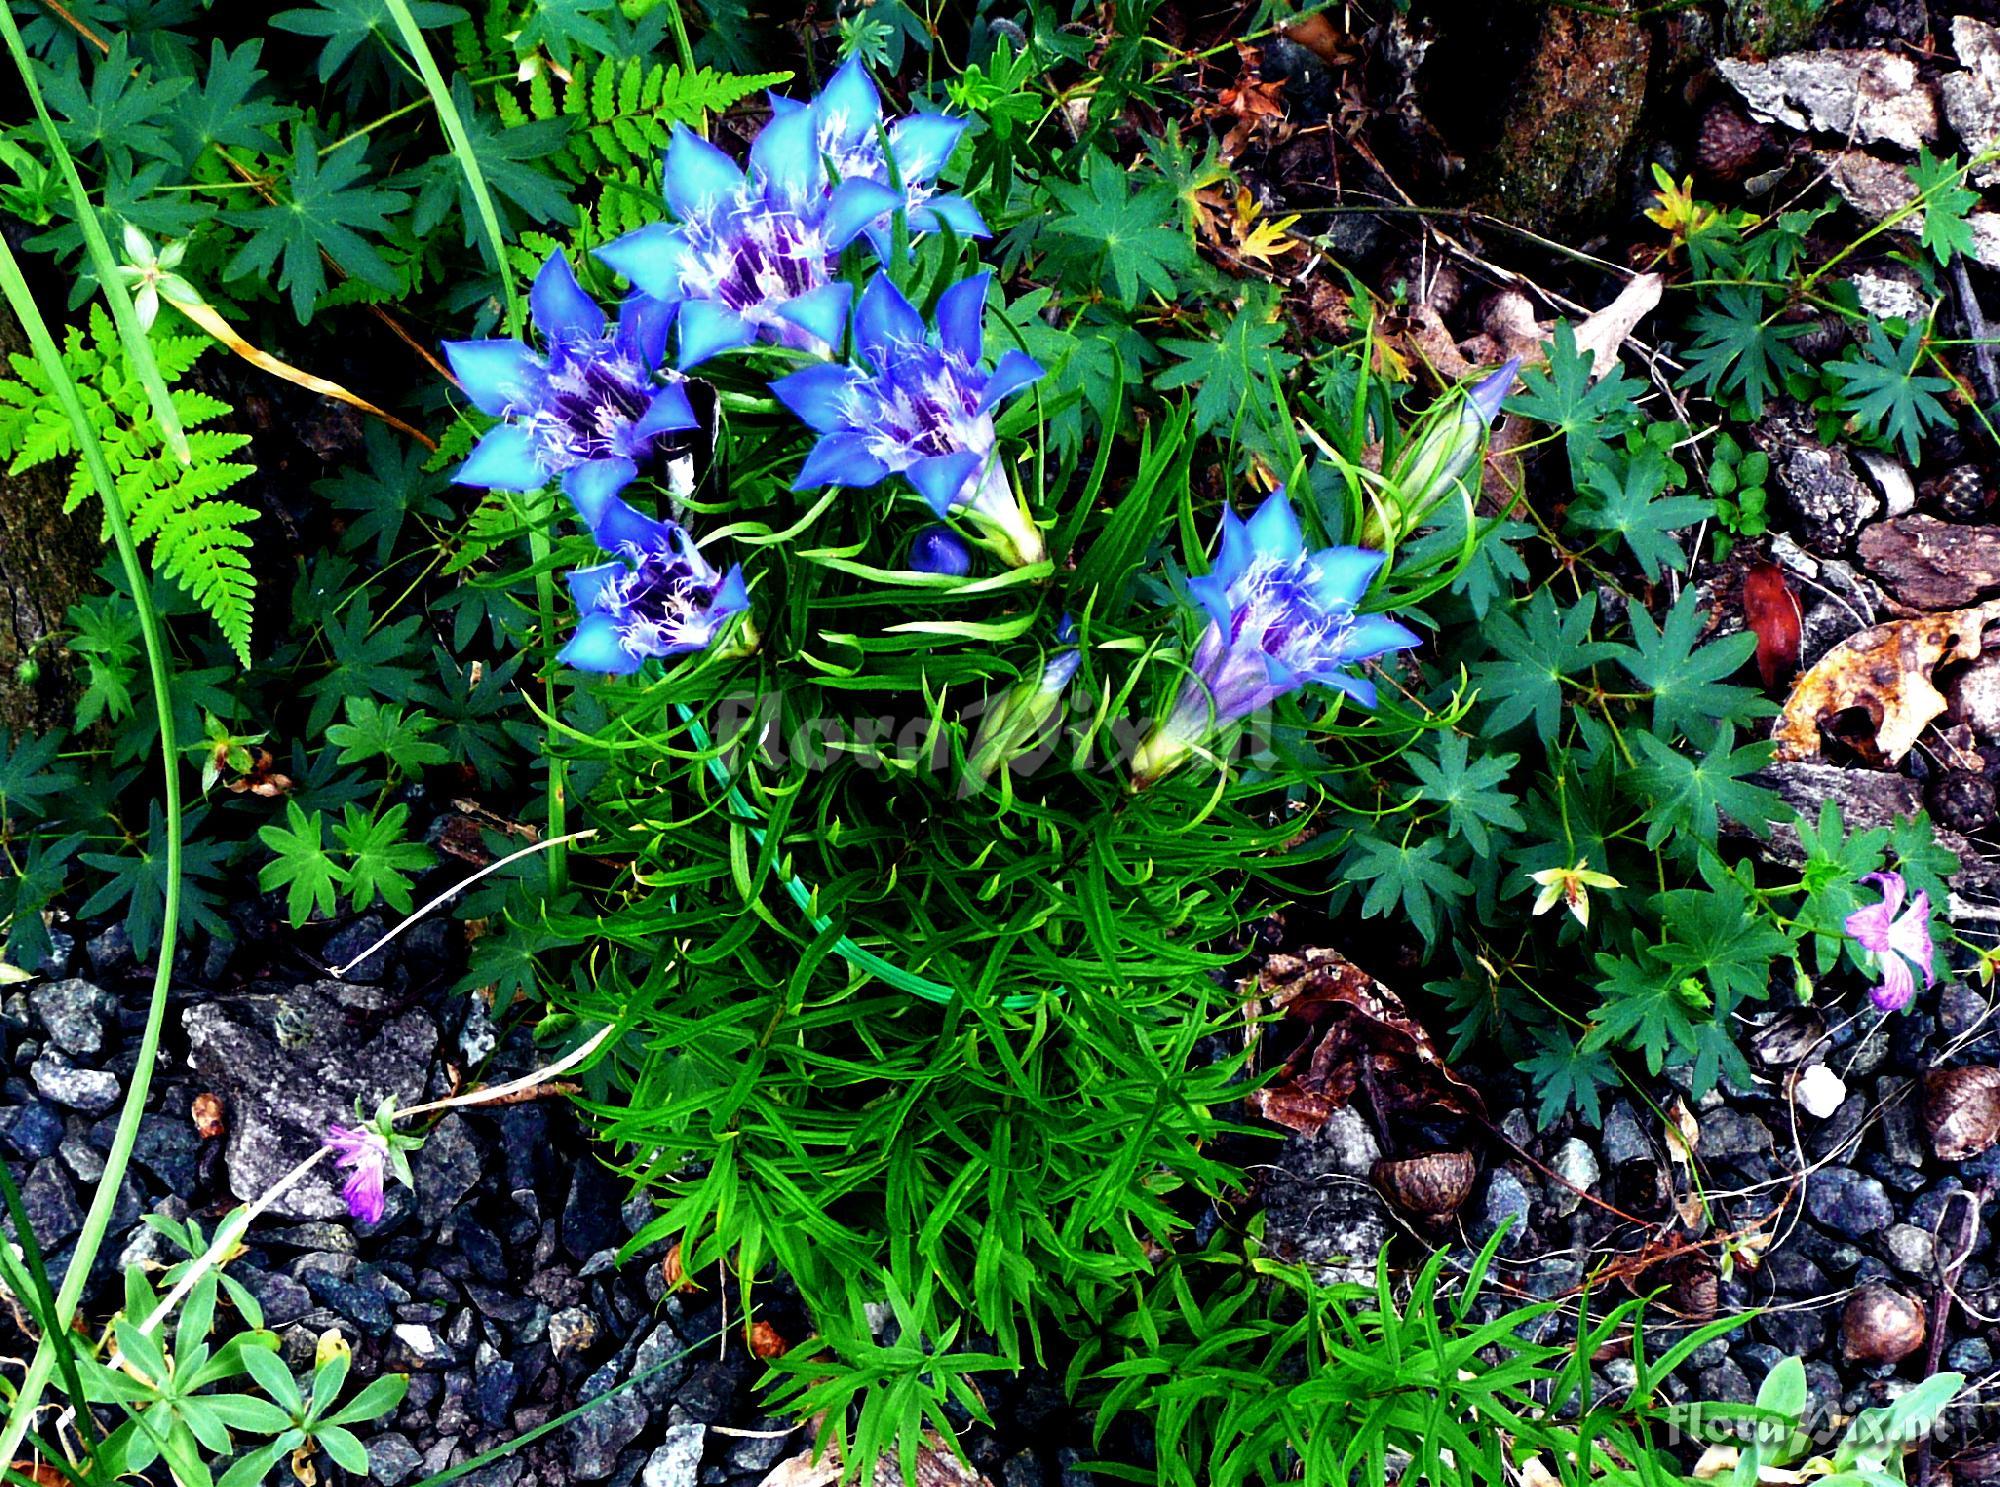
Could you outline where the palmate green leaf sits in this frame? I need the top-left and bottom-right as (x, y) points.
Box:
(332, 803), (433, 913)
(257, 801), (344, 927)
(1827, 321), (1954, 464)
(1517, 1028), (1617, 1126)
(1407, 732), (1525, 855)
(39, 36), (189, 176)
(1675, 286), (1809, 418)
(1620, 589), (1766, 749)
(78, 802), (231, 958)
(223, 126), (411, 322)
(1471, 589), (1620, 742)
(409, 77), (570, 243)
(511, 0), (619, 63)
(1041, 151), (1196, 308)
(0, 728), (74, 819)
(326, 696), (450, 776)
(1583, 949), (1703, 1074)
(1629, 727), (1781, 851)
(170, 39), (294, 165)
(270, 0), (468, 80)
(302, 602), (426, 735)
(1654, 882), (1788, 1012)
(1338, 831), (1472, 947)
(1154, 286), (1297, 436)
(1502, 321), (1647, 470)
(1569, 444), (1712, 581)
(1909, 148), (1979, 266)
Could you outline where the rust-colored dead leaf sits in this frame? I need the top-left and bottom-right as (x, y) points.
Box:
(11, 1463), (67, 1487)
(1742, 562), (1803, 689)
(1280, 13), (1357, 67)
(1247, 947), (1485, 1135)
(747, 1320), (789, 1358)
(191, 1091), (226, 1140)
(1773, 601), (2000, 765)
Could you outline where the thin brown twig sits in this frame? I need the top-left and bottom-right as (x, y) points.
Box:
(36, 0), (107, 54)
(1916, 1180), (1988, 1487)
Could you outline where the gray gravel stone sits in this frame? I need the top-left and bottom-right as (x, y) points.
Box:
(1550, 1139), (1598, 1217)
(641, 1425), (705, 1487)
(365, 1433), (422, 1487)
(30, 980), (114, 1058)
(1882, 1223), (1935, 1274)
(183, 982), (437, 1221)
(30, 1052), (120, 1115)
(1806, 1166), (1894, 1236)
(1602, 1103), (1652, 1167)
(1469, 1170), (1532, 1254)
(565, 1385), (649, 1480)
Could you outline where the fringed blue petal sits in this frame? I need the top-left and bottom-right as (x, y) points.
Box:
(772, 281), (852, 350)
(975, 350), (1042, 414)
(769, 363), (863, 435)
(615, 292), (675, 371)
(675, 300), (756, 368)
(530, 251), (606, 344)
(750, 104), (819, 204)
(853, 273), (925, 361)
(907, 450), (982, 515)
(813, 57), (883, 154)
(825, 178), (902, 250)
(636, 383), (699, 439)
(794, 432), (891, 491)
(443, 339), (541, 418)
(1245, 489), (1305, 565)
(662, 124), (745, 220)
(887, 113), (967, 183)
(596, 223), (691, 303)
(559, 613), (644, 674)
(456, 424), (548, 491)
(1311, 547), (1388, 610)
(935, 274), (989, 365)
(561, 458), (640, 526)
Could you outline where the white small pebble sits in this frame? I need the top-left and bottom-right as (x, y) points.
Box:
(1796, 1063), (1848, 1119)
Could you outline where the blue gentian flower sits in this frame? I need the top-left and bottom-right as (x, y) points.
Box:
(594, 105), (891, 368)
(1132, 489), (1419, 785)
(559, 489), (752, 675)
(769, 272), (1045, 566)
(790, 57), (987, 250)
(444, 252), (699, 515)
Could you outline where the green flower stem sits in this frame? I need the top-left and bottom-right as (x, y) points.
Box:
(381, 0), (568, 892)
(0, 220), (181, 1486)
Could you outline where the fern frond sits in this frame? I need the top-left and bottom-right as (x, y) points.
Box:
(544, 57), (792, 186)
(0, 304), (260, 662)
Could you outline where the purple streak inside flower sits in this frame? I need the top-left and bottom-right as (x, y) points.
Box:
(445, 252), (697, 512)
(1843, 869), (1936, 1012)
(327, 1123), (388, 1224)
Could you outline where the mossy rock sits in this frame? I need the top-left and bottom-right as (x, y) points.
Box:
(1454, 2), (1654, 235)
(1725, 0), (1827, 56)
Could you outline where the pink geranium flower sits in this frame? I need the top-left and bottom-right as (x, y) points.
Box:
(1843, 870), (1935, 1013)
(327, 1123), (390, 1223)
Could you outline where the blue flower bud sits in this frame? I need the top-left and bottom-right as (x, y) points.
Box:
(910, 525), (973, 576)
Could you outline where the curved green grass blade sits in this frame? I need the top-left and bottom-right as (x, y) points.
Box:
(379, 0), (567, 888)
(0, 231), (184, 1482)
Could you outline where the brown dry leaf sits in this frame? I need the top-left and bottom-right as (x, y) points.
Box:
(1773, 601), (2000, 764)
(10, 1464), (67, 1487)
(1247, 947), (1485, 1135)
(755, 1436), (989, 1487)
(1280, 13), (1358, 67)
(1573, 272), (1665, 375)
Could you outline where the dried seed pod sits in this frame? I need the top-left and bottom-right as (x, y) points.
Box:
(746, 1320), (788, 1359)
(1372, 1151), (1476, 1220)
(660, 1240), (696, 1295)
(1927, 1066), (2000, 1161)
(1695, 101), (1775, 182)
(191, 1091), (226, 1141)
(1841, 1284), (1926, 1364)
